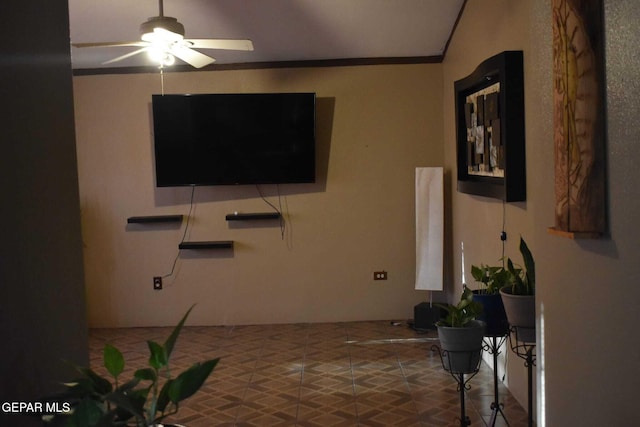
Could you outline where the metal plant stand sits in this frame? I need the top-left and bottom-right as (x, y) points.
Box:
(507, 326), (536, 427)
(483, 335), (509, 426)
(432, 345), (483, 427)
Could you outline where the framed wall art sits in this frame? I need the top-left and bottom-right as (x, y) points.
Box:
(454, 50), (525, 202)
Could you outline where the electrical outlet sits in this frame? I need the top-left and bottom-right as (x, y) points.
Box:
(373, 271), (388, 280)
(153, 276), (162, 290)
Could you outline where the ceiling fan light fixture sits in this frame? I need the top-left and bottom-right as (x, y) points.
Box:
(140, 16), (185, 43)
(75, 0), (249, 69)
(147, 46), (176, 66)
(161, 53), (175, 66)
(142, 27), (185, 45)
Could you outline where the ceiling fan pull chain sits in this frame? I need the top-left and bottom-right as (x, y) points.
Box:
(159, 64), (165, 95)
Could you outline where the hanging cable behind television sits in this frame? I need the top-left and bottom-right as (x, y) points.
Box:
(162, 185), (196, 279)
(256, 184), (286, 240)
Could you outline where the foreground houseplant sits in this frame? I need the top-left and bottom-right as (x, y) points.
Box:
(500, 237), (536, 342)
(43, 305), (219, 427)
(471, 263), (510, 336)
(436, 287), (486, 373)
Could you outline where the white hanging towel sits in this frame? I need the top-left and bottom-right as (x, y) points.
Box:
(415, 167), (444, 290)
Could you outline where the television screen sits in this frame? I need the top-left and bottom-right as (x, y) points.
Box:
(152, 93), (316, 186)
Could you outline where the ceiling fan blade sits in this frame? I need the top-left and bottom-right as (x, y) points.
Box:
(72, 41), (149, 48)
(186, 39), (254, 51)
(102, 47), (149, 65)
(170, 46), (215, 68)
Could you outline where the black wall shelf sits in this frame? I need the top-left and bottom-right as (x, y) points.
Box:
(179, 241), (234, 250)
(127, 215), (183, 224)
(225, 212), (281, 221)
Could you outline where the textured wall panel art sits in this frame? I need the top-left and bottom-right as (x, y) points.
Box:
(550, 0), (606, 238)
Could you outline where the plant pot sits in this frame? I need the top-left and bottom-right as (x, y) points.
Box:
(472, 291), (509, 337)
(436, 320), (485, 374)
(500, 287), (536, 343)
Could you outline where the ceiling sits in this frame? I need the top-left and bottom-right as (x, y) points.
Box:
(68, 0), (465, 71)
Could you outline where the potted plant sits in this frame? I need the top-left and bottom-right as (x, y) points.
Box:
(500, 237), (536, 342)
(436, 287), (486, 374)
(471, 263), (510, 336)
(42, 305), (218, 427)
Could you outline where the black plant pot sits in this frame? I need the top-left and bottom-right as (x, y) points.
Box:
(472, 291), (509, 337)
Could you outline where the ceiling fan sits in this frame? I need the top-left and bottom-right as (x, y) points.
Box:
(72, 0), (254, 68)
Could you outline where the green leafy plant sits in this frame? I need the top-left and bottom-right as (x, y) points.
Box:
(471, 263), (511, 295)
(44, 305), (219, 427)
(436, 286), (483, 327)
(505, 237), (536, 295)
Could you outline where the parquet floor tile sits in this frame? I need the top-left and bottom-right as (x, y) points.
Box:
(89, 321), (530, 426)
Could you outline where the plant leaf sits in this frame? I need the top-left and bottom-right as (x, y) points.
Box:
(104, 389), (145, 424)
(156, 378), (174, 413)
(164, 304), (196, 361)
(519, 237), (535, 292)
(77, 367), (113, 395)
(167, 359), (219, 404)
(59, 377), (97, 397)
(436, 287), (482, 327)
(69, 397), (104, 426)
(116, 377), (141, 392)
(147, 340), (167, 370)
(461, 286), (474, 304)
(103, 344), (125, 379)
(134, 367), (157, 382)
(471, 265), (484, 282)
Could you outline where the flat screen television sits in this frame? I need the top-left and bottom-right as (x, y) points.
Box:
(152, 92), (316, 186)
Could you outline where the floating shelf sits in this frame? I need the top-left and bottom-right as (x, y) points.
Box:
(127, 215), (183, 224)
(178, 241), (234, 250)
(225, 212), (281, 221)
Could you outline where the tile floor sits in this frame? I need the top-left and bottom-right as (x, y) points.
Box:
(89, 321), (530, 426)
